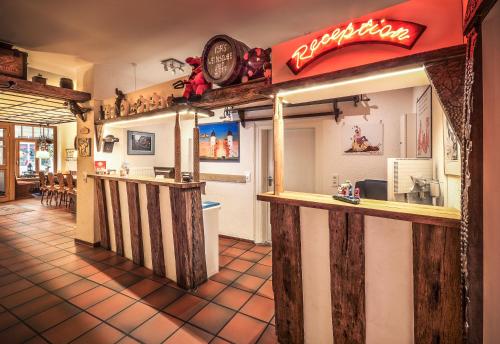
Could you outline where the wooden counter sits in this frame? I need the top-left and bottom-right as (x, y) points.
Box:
(257, 191), (461, 228)
(87, 173), (205, 189)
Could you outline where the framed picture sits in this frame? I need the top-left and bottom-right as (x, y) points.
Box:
(416, 86), (432, 158)
(199, 121), (240, 161)
(65, 148), (77, 161)
(342, 122), (383, 155)
(77, 138), (91, 157)
(443, 114), (461, 176)
(127, 131), (155, 155)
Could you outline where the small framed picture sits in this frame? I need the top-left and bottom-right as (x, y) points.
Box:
(77, 138), (91, 157)
(127, 131), (155, 155)
(416, 86), (432, 158)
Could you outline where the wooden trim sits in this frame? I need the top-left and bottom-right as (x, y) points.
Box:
(193, 114), (200, 182)
(170, 187), (207, 289)
(273, 97), (284, 195)
(95, 178), (110, 249)
(109, 180), (124, 256)
(329, 211), (365, 343)
(258, 191), (461, 228)
(126, 182), (144, 265)
(412, 223), (461, 342)
(88, 174), (205, 189)
(0, 75), (91, 102)
(145, 184), (166, 276)
(218, 234), (255, 244)
(74, 238), (101, 248)
(464, 0), (498, 34)
(174, 112), (181, 183)
(270, 203), (303, 344)
(200, 173), (247, 183)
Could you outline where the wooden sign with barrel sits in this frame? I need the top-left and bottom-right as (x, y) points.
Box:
(202, 35), (249, 87)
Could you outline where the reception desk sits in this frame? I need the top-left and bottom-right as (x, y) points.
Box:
(257, 191), (462, 344)
(89, 174), (216, 290)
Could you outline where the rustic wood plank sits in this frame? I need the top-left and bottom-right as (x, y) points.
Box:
(257, 191), (461, 228)
(193, 114), (200, 182)
(200, 173), (247, 183)
(108, 180), (124, 256)
(87, 174), (204, 189)
(270, 203), (303, 344)
(273, 97), (284, 195)
(126, 182), (143, 265)
(94, 178), (110, 249)
(169, 187), (207, 289)
(413, 223), (462, 343)
(329, 211), (365, 344)
(0, 74), (91, 102)
(174, 112), (182, 183)
(145, 184), (166, 276)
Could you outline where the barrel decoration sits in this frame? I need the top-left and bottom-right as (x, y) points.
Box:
(201, 34), (250, 87)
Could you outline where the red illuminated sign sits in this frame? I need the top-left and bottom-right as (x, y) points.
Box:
(287, 19), (426, 74)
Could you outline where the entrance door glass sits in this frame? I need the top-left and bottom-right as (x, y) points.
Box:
(39, 143), (54, 173)
(19, 141), (36, 177)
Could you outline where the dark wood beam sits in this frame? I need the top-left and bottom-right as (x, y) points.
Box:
(169, 186), (207, 289)
(145, 184), (166, 277)
(126, 182), (144, 266)
(413, 223), (461, 343)
(0, 75), (91, 102)
(109, 180), (124, 257)
(329, 211), (365, 344)
(94, 178), (110, 249)
(270, 203), (303, 344)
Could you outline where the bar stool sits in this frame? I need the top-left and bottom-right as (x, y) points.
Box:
(66, 173), (77, 209)
(46, 173), (59, 206)
(56, 173), (68, 207)
(39, 172), (48, 204)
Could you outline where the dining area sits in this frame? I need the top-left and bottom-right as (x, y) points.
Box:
(38, 171), (77, 211)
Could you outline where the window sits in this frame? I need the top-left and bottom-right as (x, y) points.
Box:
(14, 125), (57, 177)
(18, 141), (36, 177)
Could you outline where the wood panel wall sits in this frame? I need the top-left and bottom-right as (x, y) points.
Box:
(126, 182), (143, 265)
(146, 184), (166, 277)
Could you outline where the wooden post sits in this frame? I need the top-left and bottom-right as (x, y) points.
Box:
(175, 111), (182, 182)
(193, 113), (200, 182)
(108, 180), (124, 256)
(94, 178), (110, 249)
(126, 182), (143, 265)
(146, 184), (166, 276)
(273, 96), (284, 195)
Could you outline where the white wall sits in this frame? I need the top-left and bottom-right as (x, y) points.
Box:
(56, 122), (77, 172)
(483, 2), (500, 342)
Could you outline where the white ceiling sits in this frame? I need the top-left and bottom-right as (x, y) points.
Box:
(0, 0), (402, 71)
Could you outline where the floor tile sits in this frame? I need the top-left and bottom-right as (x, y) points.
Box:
(108, 301), (158, 333)
(246, 264), (272, 279)
(0, 285), (47, 309)
(0, 273), (22, 286)
(250, 245), (272, 255)
(104, 273), (143, 292)
(211, 268), (242, 285)
(213, 286), (253, 311)
(192, 280), (226, 300)
(28, 267), (67, 284)
(226, 259), (254, 273)
(189, 303), (235, 335)
(53, 279), (98, 299)
(257, 325), (278, 344)
(233, 242), (256, 250)
(219, 255), (234, 267)
(87, 267), (126, 284)
(164, 323), (214, 344)
(116, 335), (141, 343)
(221, 247), (246, 258)
(240, 295), (275, 322)
(0, 322), (37, 343)
(39, 273), (81, 291)
(0, 311), (18, 331)
(258, 256), (272, 267)
(232, 274), (266, 293)
(72, 322), (124, 344)
(42, 312), (101, 344)
(25, 302), (80, 332)
(211, 337), (232, 344)
(120, 278), (162, 300)
(164, 294), (208, 321)
(219, 313), (267, 344)
(238, 251), (265, 263)
(11, 294), (64, 319)
(130, 312), (182, 343)
(141, 285), (184, 310)
(87, 293), (135, 320)
(68, 285), (115, 309)
(0, 278), (33, 298)
(256, 280), (274, 300)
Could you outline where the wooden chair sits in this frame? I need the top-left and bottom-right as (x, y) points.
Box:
(65, 173), (77, 209)
(39, 172), (48, 204)
(46, 173), (59, 206)
(56, 173), (68, 207)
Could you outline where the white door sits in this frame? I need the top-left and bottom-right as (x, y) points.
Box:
(263, 128), (316, 242)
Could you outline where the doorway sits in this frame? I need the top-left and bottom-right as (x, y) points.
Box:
(0, 124), (11, 202)
(256, 126), (316, 243)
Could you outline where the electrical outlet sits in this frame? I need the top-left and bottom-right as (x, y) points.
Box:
(332, 174), (339, 187)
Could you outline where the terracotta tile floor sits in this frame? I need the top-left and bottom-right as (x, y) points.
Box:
(0, 199), (277, 344)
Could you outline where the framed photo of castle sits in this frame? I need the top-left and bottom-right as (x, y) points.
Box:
(199, 121), (240, 162)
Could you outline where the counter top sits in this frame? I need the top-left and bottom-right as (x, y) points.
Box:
(257, 191), (461, 228)
(87, 173), (205, 189)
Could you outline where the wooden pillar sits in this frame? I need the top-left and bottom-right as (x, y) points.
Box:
(273, 96), (284, 195)
(126, 182), (143, 265)
(329, 211), (365, 344)
(169, 186), (207, 289)
(175, 111), (182, 182)
(94, 178), (110, 249)
(145, 184), (166, 276)
(413, 223), (461, 343)
(108, 180), (124, 256)
(270, 203), (303, 344)
(193, 114), (200, 182)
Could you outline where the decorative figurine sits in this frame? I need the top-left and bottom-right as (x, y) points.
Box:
(136, 95), (148, 113)
(120, 99), (130, 116)
(114, 88), (125, 117)
(241, 47), (272, 83)
(172, 56), (211, 103)
(150, 92), (161, 110)
(333, 180), (361, 205)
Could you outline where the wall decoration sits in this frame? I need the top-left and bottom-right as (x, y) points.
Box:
(172, 57), (212, 103)
(287, 19), (426, 74)
(127, 131), (155, 155)
(65, 149), (77, 161)
(0, 44), (27, 79)
(416, 86), (432, 158)
(77, 138), (91, 157)
(199, 121), (240, 161)
(241, 48), (272, 83)
(443, 114), (460, 176)
(342, 122), (383, 155)
(94, 161), (107, 174)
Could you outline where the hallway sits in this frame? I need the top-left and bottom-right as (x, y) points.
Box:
(0, 199), (276, 344)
